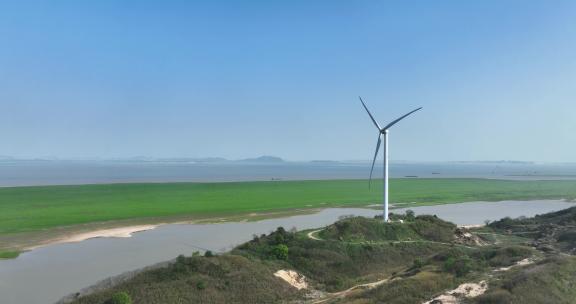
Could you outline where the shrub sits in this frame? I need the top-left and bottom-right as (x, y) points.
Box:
(274, 233), (285, 244)
(475, 289), (512, 304)
(105, 292), (132, 304)
(443, 255), (474, 277)
(473, 246), (532, 267)
(412, 258), (425, 269)
(558, 231), (576, 242)
(204, 250), (214, 257)
(489, 217), (515, 229)
(405, 210), (416, 221)
(196, 281), (206, 290)
(271, 244), (289, 260)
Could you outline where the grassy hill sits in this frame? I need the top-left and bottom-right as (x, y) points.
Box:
(66, 209), (555, 304)
(489, 206), (576, 253)
(233, 223), (448, 292)
(473, 256), (576, 304)
(64, 254), (304, 304)
(318, 214), (456, 243)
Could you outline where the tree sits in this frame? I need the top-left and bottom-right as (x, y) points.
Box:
(106, 292), (132, 304)
(204, 250), (214, 257)
(405, 210), (416, 221)
(274, 226), (289, 244)
(272, 244), (289, 260)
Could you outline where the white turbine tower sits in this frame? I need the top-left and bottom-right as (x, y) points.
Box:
(359, 97), (422, 222)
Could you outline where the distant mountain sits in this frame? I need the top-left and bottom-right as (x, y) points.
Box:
(239, 156), (285, 163)
(156, 157), (228, 163)
(453, 160), (535, 165)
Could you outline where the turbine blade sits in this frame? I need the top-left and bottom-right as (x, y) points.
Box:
(359, 96), (382, 130)
(369, 134), (382, 188)
(383, 107), (422, 130)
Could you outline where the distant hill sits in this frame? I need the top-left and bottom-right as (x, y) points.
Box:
(155, 157), (228, 163)
(239, 156), (285, 163)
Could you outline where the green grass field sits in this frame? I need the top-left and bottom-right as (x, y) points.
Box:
(0, 251), (20, 259)
(1, 178), (576, 235)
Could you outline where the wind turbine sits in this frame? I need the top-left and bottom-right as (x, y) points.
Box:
(359, 97), (422, 222)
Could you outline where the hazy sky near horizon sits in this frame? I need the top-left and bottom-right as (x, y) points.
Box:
(1, 1), (575, 162)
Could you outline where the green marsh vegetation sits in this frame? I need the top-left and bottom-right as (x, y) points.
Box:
(2, 178), (576, 236)
(0, 250), (20, 259)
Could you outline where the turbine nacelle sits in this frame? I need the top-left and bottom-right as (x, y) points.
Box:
(359, 96), (422, 185)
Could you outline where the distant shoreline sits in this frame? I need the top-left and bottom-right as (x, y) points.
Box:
(1, 161), (576, 188)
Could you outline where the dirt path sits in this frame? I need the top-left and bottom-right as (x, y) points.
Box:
(305, 228), (475, 249)
(307, 229), (323, 241)
(423, 281), (488, 304)
(312, 276), (393, 303)
(304, 228), (481, 303)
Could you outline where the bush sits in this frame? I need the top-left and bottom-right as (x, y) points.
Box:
(473, 246), (532, 267)
(558, 231), (576, 242)
(444, 255), (474, 277)
(176, 254), (186, 264)
(412, 258), (425, 269)
(405, 210), (415, 221)
(105, 292), (132, 304)
(196, 281), (206, 290)
(475, 289), (512, 304)
(271, 244), (289, 260)
(204, 250), (214, 257)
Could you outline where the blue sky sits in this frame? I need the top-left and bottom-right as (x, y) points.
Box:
(1, 1), (575, 161)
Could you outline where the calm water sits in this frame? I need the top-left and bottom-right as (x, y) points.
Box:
(0, 200), (573, 304)
(1, 161), (576, 187)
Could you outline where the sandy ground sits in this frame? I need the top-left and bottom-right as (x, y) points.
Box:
(423, 280), (488, 304)
(459, 224), (485, 229)
(26, 225), (159, 250)
(1, 208), (324, 254)
(498, 258), (533, 271)
(274, 270), (308, 290)
(422, 257), (535, 303)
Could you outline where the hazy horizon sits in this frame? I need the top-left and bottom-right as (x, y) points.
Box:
(0, 154), (572, 164)
(1, 1), (575, 162)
